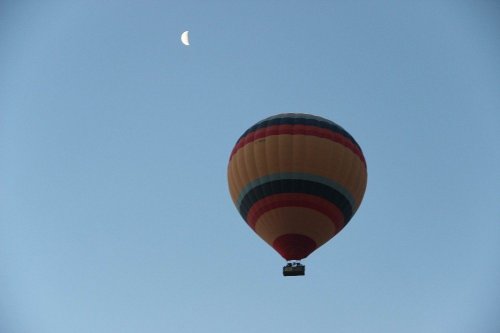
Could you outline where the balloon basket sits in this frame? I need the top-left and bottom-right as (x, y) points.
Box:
(283, 262), (305, 276)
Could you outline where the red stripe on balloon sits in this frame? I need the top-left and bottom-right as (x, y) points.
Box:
(273, 234), (317, 261)
(246, 193), (345, 231)
(229, 124), (366, 166)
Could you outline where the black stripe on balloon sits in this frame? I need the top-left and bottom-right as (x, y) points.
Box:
(237, 116), (362, 152)
(238, 179), (353, 225)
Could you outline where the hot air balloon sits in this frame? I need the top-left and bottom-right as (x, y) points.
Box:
(227, 113), (367, 276)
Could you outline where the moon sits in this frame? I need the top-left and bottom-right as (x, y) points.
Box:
(181, 31), (190, 46)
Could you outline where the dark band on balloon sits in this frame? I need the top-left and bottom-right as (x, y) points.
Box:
(238, 115), (356, 144)
(236, 172), (355, 210)
(237, 115), (362, 151)
(238, 179), (353, 225)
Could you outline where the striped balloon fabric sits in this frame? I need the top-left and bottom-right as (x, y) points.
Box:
(227, 113), (367, 261)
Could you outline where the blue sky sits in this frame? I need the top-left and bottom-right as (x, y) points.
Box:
(1, 1), (500, 332)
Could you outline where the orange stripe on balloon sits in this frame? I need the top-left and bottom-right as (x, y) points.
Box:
(254, 207), (339, 248)
(229, 124), (366, 166)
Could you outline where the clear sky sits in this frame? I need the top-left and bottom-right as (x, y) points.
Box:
(1, 1), (500, 332)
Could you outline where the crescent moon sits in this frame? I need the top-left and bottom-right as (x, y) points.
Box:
(181, 31), (190, 46)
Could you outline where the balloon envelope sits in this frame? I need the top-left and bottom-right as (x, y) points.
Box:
(227, 113), (367, 260)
